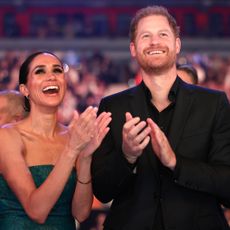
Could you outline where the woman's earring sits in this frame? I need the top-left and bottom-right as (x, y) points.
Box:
(26, 95), (30, 100)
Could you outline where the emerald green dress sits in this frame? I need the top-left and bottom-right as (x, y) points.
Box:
(0, 165), (77, 230)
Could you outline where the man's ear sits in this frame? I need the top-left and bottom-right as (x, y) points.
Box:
(19, 84), (29, 97)
(176, 37), (181, 55)
(130, 42), (136, 58)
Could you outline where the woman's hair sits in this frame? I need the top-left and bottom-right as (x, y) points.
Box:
(19, 51), (62, 112)
(129, 5), (180, 42)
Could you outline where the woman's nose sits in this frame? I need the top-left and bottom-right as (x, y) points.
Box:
(47, 72), (56, 80)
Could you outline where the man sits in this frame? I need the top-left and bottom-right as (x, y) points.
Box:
(0, 90), (27, 126)
(92, 5), (230, 230)
(177, 63), (198, 85)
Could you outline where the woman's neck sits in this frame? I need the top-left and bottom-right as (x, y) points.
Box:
(24, 110), (60, 138)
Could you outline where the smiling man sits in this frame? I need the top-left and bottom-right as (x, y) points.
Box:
(92, 5), (230, 230)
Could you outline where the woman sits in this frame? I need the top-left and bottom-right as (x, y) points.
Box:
(0, 51), (111, 229)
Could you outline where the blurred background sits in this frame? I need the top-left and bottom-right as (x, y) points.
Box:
(1, 0), (230, 229)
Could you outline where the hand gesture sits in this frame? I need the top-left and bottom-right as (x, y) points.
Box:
(67, 106), (98, 157)
(122, 112), (151, 163)
(79, 111), (112, 159)
(147, 118), (176, 170)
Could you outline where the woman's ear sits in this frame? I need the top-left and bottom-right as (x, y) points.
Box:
(19, 84), (29, 97)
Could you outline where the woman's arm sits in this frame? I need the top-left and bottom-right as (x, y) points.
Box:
(72, 156), (93, 223)
(71, 111), (111, 222)
(0, 106), (98, 224)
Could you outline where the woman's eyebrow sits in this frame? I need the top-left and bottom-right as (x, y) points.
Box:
(32, 64), (62, 72)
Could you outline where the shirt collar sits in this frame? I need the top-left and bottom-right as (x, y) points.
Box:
(141, 77), (180, 103)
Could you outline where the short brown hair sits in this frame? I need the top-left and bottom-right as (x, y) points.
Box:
(129, 5), (180, 42)
(0, 90), (28, 119)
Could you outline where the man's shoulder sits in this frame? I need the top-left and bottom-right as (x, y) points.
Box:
(180, 83), (229, 109)
(182, 82), (226, 97)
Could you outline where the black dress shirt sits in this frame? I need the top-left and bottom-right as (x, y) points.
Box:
(142, 77), (180, 230)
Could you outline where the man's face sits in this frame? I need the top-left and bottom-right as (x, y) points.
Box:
(0, 96), (11, 126)
(130, 15), (181, 75)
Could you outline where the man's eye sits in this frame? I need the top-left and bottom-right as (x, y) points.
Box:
(160, 32), (168, 37)
(142, 34), (149, 38)
(35, 69), (45, 74)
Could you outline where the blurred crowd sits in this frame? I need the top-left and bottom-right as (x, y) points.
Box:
(2, 6), (230, 39)
(0, 50), (230, 126)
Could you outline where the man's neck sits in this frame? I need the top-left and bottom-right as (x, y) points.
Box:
(142, 69), (177, 112)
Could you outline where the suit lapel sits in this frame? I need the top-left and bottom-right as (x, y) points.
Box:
(168, 82), (194, 151)
(128, 83), (149, 121)
(128, 83), (160, 178)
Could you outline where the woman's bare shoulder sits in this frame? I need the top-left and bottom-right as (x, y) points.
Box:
(0, 123), (23, 147)
(0, 123), (25, 173)
(0, 123), (17, 132)
(0, 122), (21, 133)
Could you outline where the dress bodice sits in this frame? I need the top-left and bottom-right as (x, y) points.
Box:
(0, 165), (77, 230)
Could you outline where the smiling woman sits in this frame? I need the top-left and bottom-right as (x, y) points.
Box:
(18, 52), (67, 112)
(0, 51), (112, 229)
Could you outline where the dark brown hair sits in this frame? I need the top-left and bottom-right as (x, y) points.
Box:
(129, 5), (180, 42)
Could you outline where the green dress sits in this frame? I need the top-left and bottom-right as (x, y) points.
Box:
(0, 165), (77, 230)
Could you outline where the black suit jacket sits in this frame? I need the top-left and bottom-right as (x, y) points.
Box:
(92, 79), (230, 230)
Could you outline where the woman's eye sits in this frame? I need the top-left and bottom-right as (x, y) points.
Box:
(53, 68), (63, 74)
(35, 69), (45, 74)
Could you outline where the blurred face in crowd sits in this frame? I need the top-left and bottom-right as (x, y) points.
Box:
(0, 96), (11, 126)
(177, 69), (195, 84)
(130, 15), (181, 75)
(0, 90), (27, 126)
(20, 53), (66, 112)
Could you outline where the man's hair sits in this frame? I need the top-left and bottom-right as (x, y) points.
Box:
(177, 63), (199, 85)
(0, 90), (28, 119)
(129, 5), (180, 42)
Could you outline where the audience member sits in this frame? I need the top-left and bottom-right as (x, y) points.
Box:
(177, 63), (198, 84)
(0, 90), (27, 126)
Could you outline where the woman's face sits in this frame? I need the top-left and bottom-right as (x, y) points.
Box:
(22, 53), (67, 111)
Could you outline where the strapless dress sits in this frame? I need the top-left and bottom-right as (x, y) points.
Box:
(0, 165), (77, 230)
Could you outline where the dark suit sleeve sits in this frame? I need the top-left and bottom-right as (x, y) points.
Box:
(173, 92), (230, 207)
(92, 98), (136, 203)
